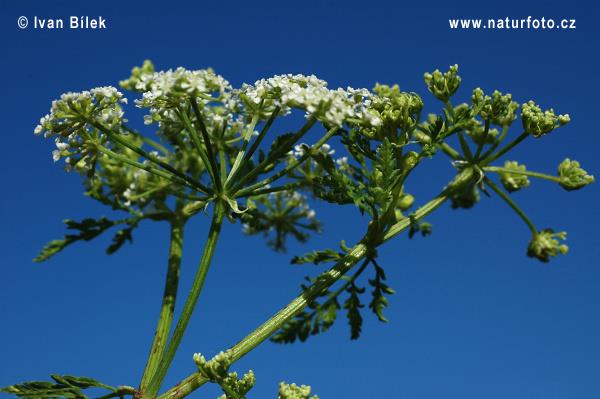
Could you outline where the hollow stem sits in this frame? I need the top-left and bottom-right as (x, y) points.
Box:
(139, 218), (185, 394)
(156, 168), (474, 399)
(146, 202), (226, 396)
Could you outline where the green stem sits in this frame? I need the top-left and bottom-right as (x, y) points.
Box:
(458, 131), (473, 160)
(483, 131), (529, 164)
(139, 219), (185, 393)
(483, 166), (562, 183)
(146, 203), (226, 397)
(234, 126), (337, 198)
(249, 181), (304, 197)
(175, 109), (218, 189)
(233, 117), (317, 191)
(484, 176), (537, 235)
(473, 119), (490, 160)
(479, 125), (508, 160)
(190, 98), (222, 191)
(156, 169), (473, 399)
(90, 120), (211, 194)
(96, 146), (190, 188)
(224, 105), (267, 189)
(437, 142), (462, 160)
(122, 125), (170, 155)
(95, 386), (137, 399)
(234, 107), (280, 183)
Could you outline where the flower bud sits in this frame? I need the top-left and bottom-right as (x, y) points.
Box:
(527, 229), (568, 263)
(499, 161), (530, 192)
(558, 158), (594, 191)
(472, 89), (519, 126)
(521, 101), (570, 137)
(424, 64), (461, 102)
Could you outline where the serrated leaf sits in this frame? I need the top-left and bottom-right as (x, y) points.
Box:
(106, 227), (134, 255)
(291, 249), (343, 265)
(344, 283), (365, 340)
(34, 218), (116, 262)
(368, 262), (394, 323)
(1, 375), (116, 399)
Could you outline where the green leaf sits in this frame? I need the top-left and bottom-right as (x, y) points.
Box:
(106, 226), (134, 255)
(1, 375), (118, 399)
(34, 218), (116, 262)
(368, 261), (395, 322)
(344, 283), (365, 340)
(291, 249), (343, 265)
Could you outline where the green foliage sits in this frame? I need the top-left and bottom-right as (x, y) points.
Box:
(368, 261), (395, 322)
(35, 218), (116, 262)
(291, 249), (344, 265)
(272, 258), (394, 343)
(0, 375), (126, 399)
(343, 282), (365, 340)
(22, 60), (594, 399)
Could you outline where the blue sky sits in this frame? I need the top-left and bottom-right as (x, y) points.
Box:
(1, 0), (599, 398)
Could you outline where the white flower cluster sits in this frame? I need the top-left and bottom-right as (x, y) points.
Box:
(34, 86), (127, 163)
(241, 74), (381, 127)
(134, 67), (233, 125)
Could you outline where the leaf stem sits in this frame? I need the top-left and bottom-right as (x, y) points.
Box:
(139, 218), (186, 393)
(146, 202), (226, 397)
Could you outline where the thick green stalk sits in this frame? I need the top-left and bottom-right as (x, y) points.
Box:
(156, 169), (473, 399)
(146, 203), (226, 397)
(139, 219), (185, 393)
